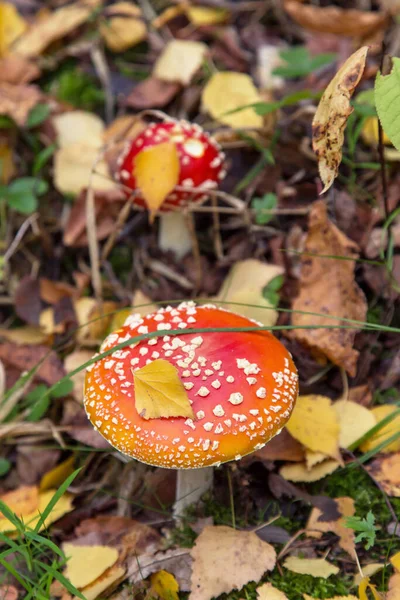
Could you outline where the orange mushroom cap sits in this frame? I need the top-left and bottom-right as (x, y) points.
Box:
(84, 303), (298, 469)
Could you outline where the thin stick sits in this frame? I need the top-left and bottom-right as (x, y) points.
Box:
(101, 198), (133, 262)
(211, 194), (224, 259)
(184, 209), (202, 291)
(85, 183), (102, 308)
(227, 468), (236, 530)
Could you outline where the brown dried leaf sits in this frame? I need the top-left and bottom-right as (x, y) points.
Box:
(306, 497), (356, 558)
(312, 46), (368, 193)
(123, 77), (181, 110)
(128, 547), (192, 592)
(243, 428), (304, 464)
(12, 0), (101, 57)
(388, 573), (400, 600)
(0, 55), (40, 84)
(0, 82), (41, 126)
(284, 2), (387, 37)
(367, 453), (400, 497)
(190, 526), (276, 600)
(0, 341), (65, 387)
(291, 201), (368, 376)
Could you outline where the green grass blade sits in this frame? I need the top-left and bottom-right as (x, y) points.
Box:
(33, 468), (80, 533)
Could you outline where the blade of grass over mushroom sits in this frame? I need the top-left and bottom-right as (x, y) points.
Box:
(312, 46), (369, 193)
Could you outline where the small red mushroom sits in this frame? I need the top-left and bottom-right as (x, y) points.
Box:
(84, 302), (298, 516)
(116, 120), (226, 257)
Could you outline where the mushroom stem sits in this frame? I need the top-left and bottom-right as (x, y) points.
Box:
(158, 212), (192, 259)
(173, 467), (214, 520)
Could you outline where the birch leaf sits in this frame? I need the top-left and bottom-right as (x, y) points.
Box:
(312, 46), (368, 193)
(63, 543), (119, 589)
(283, 557), (339, 578)
(375, 57), (400, 152)
(134, 142), (180, 217)
(133, 359), (194, 420)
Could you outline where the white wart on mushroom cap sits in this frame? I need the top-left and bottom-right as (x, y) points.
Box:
(84, 303), (298, 468)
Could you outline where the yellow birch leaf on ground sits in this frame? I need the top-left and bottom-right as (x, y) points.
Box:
(312, 46), (368, 193)
(133, 359), (194, 420)
(0, 488), (73, 533)
(354, 564), (385, 586)
(154, 40), (208, 86)
(100, 2), (146, 53)
(388, 573), (400, 600)
(0, 2), (27, 57)
(362, 117), (391, 146)
(358, 576), (382, 600)
(391, 551), (400, 572)
(53, 111), (104, 149)
(291, 201), (368, 377)
(283, 557), (339, 578)
(0, 486), (38, 518)
(334, 400), (376, 449)
(186, 6), (228, 26)
(54, 143), (116, 196)
(202, 72), (263, 129)
(360, 405), (400, 454)
(134, 142), (180, 217)
(305, 450), (327, 470)
(150, 570), (179, 600)
(280, 459), (340, 482)
(0, 326), (47, 345)
(40, 456), (75, 492)
(306, 497), (355, 558)
(285, 395), (340, 457)
(81, 565), (126, 600)
(190, 526), (276, 600)
(367, 452), (400, 497)
(12, 0), (101, 57)
(63, 543), (118, 589)
(304, 596), (358, 600)
(257, 582), (289, 600)
(214, 259), (283, 327)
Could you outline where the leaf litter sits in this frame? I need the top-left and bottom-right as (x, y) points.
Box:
(1, 1), (400, 600)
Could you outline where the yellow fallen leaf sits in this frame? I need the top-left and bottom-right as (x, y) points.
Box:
(0, 486), (38, 517)
(79, 565), (126, 600)
(306, 497), (355, 558)
(202, 72), (263, 129)
(54, 143), (117, 196)
(40, 456), (75, 492)
(387, 572), (400, 600)
(64, 543), (119, 589)
(362, 117), (391, 147)
(304, 596), (358, 600)
(312, 46), (369, 193)
(360, 405), (400, 454)
(358, 576), (382, 600)
(150, 570), (179, 600)
(13, 0), (101, 57)
(368, 452), (400, 497)
(305, 450), (327, 470)
(214, 259), (284, 327)
(190, 525), (276, 600)
(74, 298), (118, 345)
(280, 459), (340, 482)
(285, 395), (340, 457)
(0, 2), (26, 57)
(53, 110), (104, 149)
(152, 5), (184, 29)
(354, 563), (385, 586)
(283, 557), (339, 578)
(133, 359), (194, 420)
(391, 551), (400, 572)
(134, 142), (180, 217)
(334, 400), (376, 449)
(100, 2), (146, 52)
(0, 326), (48, 345)
(257, 582), (288, 600)
(186, 6), (228, 26)
(154, 39), (207, 86)
(0, 488), (73, 533)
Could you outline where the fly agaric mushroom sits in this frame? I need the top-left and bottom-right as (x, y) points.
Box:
(116, 121), (226, 259)
(84, 302), (298, 518)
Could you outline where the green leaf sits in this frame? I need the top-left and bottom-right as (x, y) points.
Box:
(33, 144), (56, 175)
(0, 116), (14, 128)
(344, 511), (377, 550)
(26, 104), (51, 128)
(0, 458), (11, 477)
(273, 46), (336, 79)
(251, 193), (277, 225)
(262, 274), (284, 308)
(375, 57), (400, 151)
(8, 177), (48, 196)
(50, 379), (73, 398)
(6, 192), (37, 214)
(26, 394), (50, 422)
(33, 468), (80, 533)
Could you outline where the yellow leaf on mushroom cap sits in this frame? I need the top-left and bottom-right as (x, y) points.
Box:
(312, 46), (369, 193)
(134, 141), (180, 218)
(285, 395), (340, 457)
(133, 359), (194, 420)
(63, 543), (119, 589)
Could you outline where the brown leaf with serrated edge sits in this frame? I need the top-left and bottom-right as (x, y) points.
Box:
(190, 526), (276, 600)
(291, 201), (367, 376)
(312, 46), (368, 193)
(284, 2), (387, 37)
(306, 496), (356, 558)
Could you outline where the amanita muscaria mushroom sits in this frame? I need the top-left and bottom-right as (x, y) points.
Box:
(84, 302), (298, 517)
(116, 121), (226, 258)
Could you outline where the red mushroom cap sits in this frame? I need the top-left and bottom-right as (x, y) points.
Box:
(116, 121), (226, 211)
(84, 303), (298, 469)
